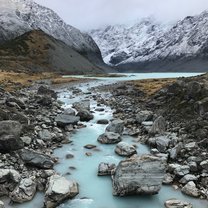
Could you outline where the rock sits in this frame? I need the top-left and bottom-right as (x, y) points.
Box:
(155, 136), (170, 153)
(55, 114), (80, 127)
(97, 132), (121, 144)
(184, 142), (197, 150)
(0, 120), (24, 153)
(136, 110), (153, 124)
(169, 142), (183, 160)
(98, 162), (116, 176)
(20, 136), (32, 145)
(179, 174), (197, 184)
(169, 164), (190, 177)
(37, 86), (57, 99)
(73, 100), (90, 111)
(112, 155), (166, 196)
(85, 152), (92, 156)
(6, 97), (26, 109)
(63, 108), (76, 116)
(106, 119), (124, 135)
(97, 119), (109, 124)
(95, 108), (105, 112)
(10, 178), (37, 203)
(38, 130), (55, 141)
(45, 175), (79, 208)
(65, 153), (74, 159)
(150, 116), (166, 135)
(77, 109), (94, 122)
(165, 199), (193, 208)
(181, 181), (199, 197)
(200, 160), (208, 172)
(163, 173), (174, 185)
(115, 142), (137, 157)
(18, 149), (54, 169)
(0, 169), (20, 196)
(84, 144), (96, 149)
(37, 96), (53, 106)
(0, 201), (4, 208)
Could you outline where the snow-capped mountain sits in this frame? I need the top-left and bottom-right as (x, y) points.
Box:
(89, 13), (208, 72)
(0, 0), (103, 64)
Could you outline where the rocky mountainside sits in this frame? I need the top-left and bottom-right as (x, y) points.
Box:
(89, 13), (208, 72)
(0, 0), (104, 66)
(0, 30), (105, 74)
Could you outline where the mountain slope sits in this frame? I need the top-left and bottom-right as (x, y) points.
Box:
(0, 30), (105, 74)
(0, 0), (104, 66)
(89, 13), (208, 72)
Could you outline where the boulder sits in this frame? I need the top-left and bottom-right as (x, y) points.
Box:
(179, 174), (197, 184)
(63, 108), (76, 116)
(55, 114), (80, 127)
(98, 162), (116, 176)
(136, 110), (153, 124)
(0, 201), (4, 208)
(150, 116), (166, 135)
(97, 119), (109, 125)
(0, 169), (20, 196)
(106, 119), (124, 135)
(72, 100), (90, 111)
(97, 132), (121, 144)
(112, 155), (166, 196)
(0, 120), (24, 153)
(37, 86), (57, 99)
(20, 136), (32, 145)
(165, 199), (193, 208)
(181, 181), (199, 197)
(38, 130), (55, 141)
(45, 175), (78, 208)
(77, 109), (94, 122)
(10, 178), (37, 203)
(6, 97), (26, 109)
(18, 149), (54, 169)
(37, 96), (53, 106)
(115, 142), (137, 157)
(200, 160), (208, 172)
(84, 144), (96, 149)
(155, 136), (170, 153)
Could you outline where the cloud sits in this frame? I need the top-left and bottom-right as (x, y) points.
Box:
(34, 0), (208, 30)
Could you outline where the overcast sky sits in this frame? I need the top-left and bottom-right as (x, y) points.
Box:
(34, 0), (208, 30)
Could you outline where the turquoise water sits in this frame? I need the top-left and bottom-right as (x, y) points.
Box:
(1, 73), (207, 208)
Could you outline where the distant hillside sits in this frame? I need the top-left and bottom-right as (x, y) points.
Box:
(0, 30), (106, 74)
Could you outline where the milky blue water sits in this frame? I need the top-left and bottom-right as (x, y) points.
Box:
(2, 73), (207, 208)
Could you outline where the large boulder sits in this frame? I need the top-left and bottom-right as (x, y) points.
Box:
(55, 114), (80, 127)
(165, 199), (193, 208)
(115, 142), (137, 157)
(72, 100), (90, 111)
(136, 110), (153, 124)
(77, 109), (94, 122)
(9, 178), (37, 203)
(38, 129), (56, 141)
(112, 155), (166, 196)
(63, 108), (76, 116)
(106, 119), (124, 135)
(18, 149), (54, 169)
(0, 120), (24, 153)
(97, 132), (121, 144)
(37, 86), (57, 99)
(6, 97), (26, 109)
(45, 175), (79, 208)
(98, 162), (116, 176)
(0, 169), (20, 196)
(181, 181), (199, 197)
(150, 116), (166, 135)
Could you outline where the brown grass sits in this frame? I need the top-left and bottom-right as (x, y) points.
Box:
(51, 77), (83, 85)
(131, 78), (176, 96)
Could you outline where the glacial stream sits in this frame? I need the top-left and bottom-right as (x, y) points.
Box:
(3, 73), (208, 208)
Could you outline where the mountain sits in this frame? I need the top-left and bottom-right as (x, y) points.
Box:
(89, 13), (208, 72)
(0, 0), (104, 67)
(0, 30), (105, 74)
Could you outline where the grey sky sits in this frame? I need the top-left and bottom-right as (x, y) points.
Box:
(34, 0), (208, 30)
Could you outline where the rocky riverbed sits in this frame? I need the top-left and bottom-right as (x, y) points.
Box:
(0, 74), (207, 208)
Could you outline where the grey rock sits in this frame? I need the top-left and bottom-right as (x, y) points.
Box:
(18, 149), (54, 169)
(112, 155), (166, 196)
(10, 178), (37, 203)
(163, 173), (174, 185)
(6, 97), (26, 109)
(63, 108), (76, 116)
(150, 116), (166, 135)
(98, 162), (116, 176)
(136, 110), (153, 124)
(97, 132), (121, 144)
(181, 181), (199, 197)
(0, 120), (24, 153)
(173, 165), (190, 177)
(72, 100), (90, 111)
(115, 142), (137, 157)
(165, 199), (193, 208)
(155, 136), (170, 153)
(179, 174), (197, 184)
(97, 119), (109, 124)
(106, 119), (124, 135)
(38, 130), (55, 141)
(55, 114), (80, 127)
(37, 86), (57, 99)
(20, 136), (32, 145)
(45, 175), (78, 208)
(77, 109), (94, 122)
(169, 142), (183, 160)
(200, 160), (208, 172)
(0, 201), (4, 208)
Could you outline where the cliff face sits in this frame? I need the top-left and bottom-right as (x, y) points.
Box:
(89, 13), (208, 72)
(0, 30), (105, 74)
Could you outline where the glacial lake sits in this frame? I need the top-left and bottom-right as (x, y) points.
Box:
(2, 72), (208, 208)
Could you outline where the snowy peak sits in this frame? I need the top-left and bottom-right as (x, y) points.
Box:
(0, 0), (103, 65)
(89, 12), (208, 72)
